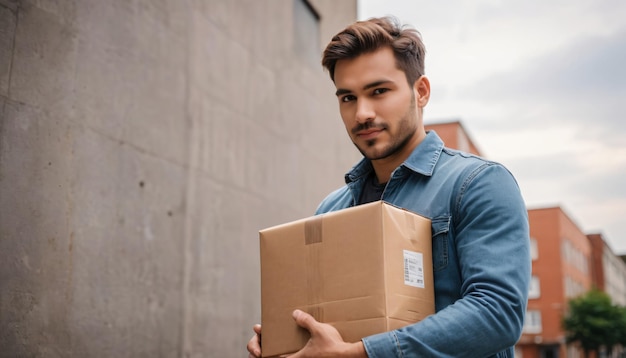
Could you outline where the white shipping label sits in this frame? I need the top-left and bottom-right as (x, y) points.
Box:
(403, 250), (425, 288)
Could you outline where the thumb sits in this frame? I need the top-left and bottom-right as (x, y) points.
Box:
(292, 309), (317, 333)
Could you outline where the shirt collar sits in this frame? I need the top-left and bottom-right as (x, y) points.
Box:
(345, 130), (444, 184)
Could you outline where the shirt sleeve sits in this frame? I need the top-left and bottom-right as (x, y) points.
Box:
(362, 163), (531, 358)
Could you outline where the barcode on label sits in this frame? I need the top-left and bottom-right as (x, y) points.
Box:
(403, 250), (425, 288)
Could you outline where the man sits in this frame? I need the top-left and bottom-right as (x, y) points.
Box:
(248, 16), (530, 358)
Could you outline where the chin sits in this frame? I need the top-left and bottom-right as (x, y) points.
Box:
(354, 139), (391, 160)
(363, 148), (391, 161)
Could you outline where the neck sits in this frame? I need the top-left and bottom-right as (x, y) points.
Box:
(371, 160), (396, 184)
(371, 129), (426, 183)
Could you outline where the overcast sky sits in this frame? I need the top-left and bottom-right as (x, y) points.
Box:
(358, 0), (626, 253)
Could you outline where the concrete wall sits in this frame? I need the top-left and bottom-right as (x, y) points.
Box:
(0, 0), (358, 356)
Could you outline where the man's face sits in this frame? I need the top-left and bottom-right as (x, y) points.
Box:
(333, 47), (427, 162)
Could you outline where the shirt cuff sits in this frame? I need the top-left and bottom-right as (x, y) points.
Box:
(362, 331), (401, 358)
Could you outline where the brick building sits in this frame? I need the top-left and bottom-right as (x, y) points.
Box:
(425, 120), (482, 156)
(516, 207), (593, 358)
(588, 233), (626, 307)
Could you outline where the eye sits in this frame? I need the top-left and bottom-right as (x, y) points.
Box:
(373, 88), (388, 95)
(340, 95), (356, 103)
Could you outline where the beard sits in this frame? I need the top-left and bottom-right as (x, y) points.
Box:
(352, 95), (418, 161)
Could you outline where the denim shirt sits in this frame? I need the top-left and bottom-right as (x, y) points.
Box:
(316, 131), (530, 358)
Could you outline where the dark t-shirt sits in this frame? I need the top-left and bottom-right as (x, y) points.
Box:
(358, 172), (387, 205)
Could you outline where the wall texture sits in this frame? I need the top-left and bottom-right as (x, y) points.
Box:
(0, 0), (358, 356)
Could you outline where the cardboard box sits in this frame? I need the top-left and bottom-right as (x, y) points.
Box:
(260, 201), (434, 357)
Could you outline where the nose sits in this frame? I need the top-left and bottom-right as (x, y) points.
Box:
(355, 98), (375, 124)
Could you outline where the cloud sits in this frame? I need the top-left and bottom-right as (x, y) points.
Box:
(464, 28), (626, 133)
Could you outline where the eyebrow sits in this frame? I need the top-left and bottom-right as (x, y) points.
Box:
(335, 80), (393, 97)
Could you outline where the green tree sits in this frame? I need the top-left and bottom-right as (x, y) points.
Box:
(605, 303), (626, 357)
(610, 305), (626, 354)
(562, 289), (626, 357)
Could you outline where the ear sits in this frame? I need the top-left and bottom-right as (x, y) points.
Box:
(413, 76), (430, 108)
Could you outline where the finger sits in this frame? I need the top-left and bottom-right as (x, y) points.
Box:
(247, 335), (261, 357)
(292, 309), (317, 333)
(253, 324), (262, 335)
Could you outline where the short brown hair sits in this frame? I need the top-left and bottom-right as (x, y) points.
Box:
(322, 16), (426, 86)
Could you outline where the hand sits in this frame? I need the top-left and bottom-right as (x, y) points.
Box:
(288, 310), (367, 358)
(247, 324), (262, 358)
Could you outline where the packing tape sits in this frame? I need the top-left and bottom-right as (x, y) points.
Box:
(305, 215), (323, 316)
(304, 215), (323, 245)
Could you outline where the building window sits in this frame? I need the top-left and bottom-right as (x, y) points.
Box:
(293, 0), (320, 68)
(581, 255), (588, 275)
(529, 275), (541, 299)
(561, 240), (570, 263)
(530, 238), (538, 261)
(567, 344), (583, 358)
(561, 239), (589, 275)
(523, 310), (542, 334)
(564, 275), (585, 299)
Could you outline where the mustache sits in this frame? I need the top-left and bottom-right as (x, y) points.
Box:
(351, 122), (387, 135)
